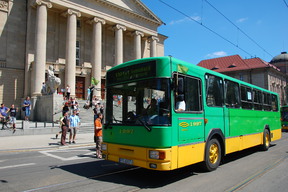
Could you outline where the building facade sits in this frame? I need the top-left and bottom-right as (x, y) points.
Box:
(198, 55), (287, 105)
(0, 0), (167, 107)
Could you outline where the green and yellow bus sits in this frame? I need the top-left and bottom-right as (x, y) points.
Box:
(281, 105), (288, 130)
(102, 56), (281, 171)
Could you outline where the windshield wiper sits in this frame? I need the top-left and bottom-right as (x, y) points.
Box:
(137, 118), (152, 132)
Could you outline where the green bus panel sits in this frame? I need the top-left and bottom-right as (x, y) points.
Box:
(229, 109), (280, 137)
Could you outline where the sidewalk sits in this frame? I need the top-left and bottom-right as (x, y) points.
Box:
(0, 132), (95, 152)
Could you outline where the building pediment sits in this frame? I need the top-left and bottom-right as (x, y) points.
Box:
(51, 0), (163, 35)
(103, 0), (163, 25)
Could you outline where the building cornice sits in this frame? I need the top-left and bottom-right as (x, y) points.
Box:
(95, 0), (163, 26)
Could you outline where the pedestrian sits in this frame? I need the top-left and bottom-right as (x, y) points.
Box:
(70, 98), (78, 114)
(0, 103), (10, 129)
(93, 104), (100, 121)
(0, 103), (9, 118)
(23, 96), (31, 121)
(94, 113), (103, 158)
(41, 82), (46, 94)
(62, 101), (69, 116)
(66, 85), (71, 99)
(55, 115), (63, 139)
(9, 104), (17, 133)
(69, 110), (80, 144)
(100, 104), (104, 123)
(60, 111), (69, 146)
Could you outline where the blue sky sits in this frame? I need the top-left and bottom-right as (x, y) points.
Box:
(141, 0), (288, 64)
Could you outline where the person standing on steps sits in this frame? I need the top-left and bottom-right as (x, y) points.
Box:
(23, 96), (31, 121)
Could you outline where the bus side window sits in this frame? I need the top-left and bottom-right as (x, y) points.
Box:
(271, 94), (278, 111)
(224, 80), (240, 108)
(263, 93), (272, 111)
(206, 74), (224, 107)
(185, 77), (202, 111)
(240, 85), (253, 109)
(175, 75), (202, 112)
(253, 89), (263, 110)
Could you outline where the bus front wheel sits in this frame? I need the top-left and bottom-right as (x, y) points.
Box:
(202, 138), (221, 172)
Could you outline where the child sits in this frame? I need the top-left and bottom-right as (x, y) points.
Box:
(94, 113), (103, 158)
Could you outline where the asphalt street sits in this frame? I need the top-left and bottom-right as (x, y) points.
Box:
(0, 132), (288, 192)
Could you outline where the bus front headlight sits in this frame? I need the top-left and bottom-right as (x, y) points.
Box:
(102, 143), (107, 151)
(149, 150), (165, 160)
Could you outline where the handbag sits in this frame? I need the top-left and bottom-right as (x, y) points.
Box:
(22, 107), (26, 111)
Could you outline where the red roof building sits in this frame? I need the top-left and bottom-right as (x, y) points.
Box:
(198, 55), (287, 105)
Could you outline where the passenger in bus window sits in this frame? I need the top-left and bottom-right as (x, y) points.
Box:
(175, 94), (186, 112)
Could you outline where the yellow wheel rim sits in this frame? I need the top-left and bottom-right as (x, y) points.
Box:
(265, 133), (270, 148)
(209, 143), (219, 164)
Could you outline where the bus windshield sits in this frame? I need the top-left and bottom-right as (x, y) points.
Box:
(106, 78), (171, 126)
(281, 107), (288, 121)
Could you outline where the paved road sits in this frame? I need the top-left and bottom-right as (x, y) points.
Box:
(0, 132), (288, 192)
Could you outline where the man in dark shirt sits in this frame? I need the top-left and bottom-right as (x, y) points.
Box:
(9, 104), (17, 133)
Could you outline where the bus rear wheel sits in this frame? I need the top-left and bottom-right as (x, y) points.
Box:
(202, 138), (221, 172)
(261, 129), (270, 151)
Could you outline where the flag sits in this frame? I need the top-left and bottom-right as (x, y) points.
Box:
(91, 77), (99, 85)
(177, 64), (189, 74)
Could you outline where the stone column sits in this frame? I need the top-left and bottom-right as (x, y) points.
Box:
(64, 9), (81, 98)
(133, 31), (144, 60)
(89, 17), (105, 98)
(32, 0), (52, 97)
(114, 24), (126, 65)
(150, 36), (159, 57)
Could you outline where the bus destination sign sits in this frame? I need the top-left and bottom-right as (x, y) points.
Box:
(107, 61), (156, 84)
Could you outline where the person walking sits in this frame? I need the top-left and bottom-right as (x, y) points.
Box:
(9, 104), (17, 133)
(23, 96), (31, 121)
(70, 98), (78, 114)
(60, 111), (69, 146)
(66, 85), (71, 99)
(69, 110), (80, 144)
(94, 113), (103, 158)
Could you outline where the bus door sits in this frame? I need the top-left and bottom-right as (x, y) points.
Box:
(174, 75), (204, 143)
(174, 74), (205, 167)
(204, 74), (225, 138)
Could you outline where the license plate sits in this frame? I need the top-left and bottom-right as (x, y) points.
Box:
(119, 158), (133, 165)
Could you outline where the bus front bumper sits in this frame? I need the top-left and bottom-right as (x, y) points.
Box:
(102, 143), (175, 171)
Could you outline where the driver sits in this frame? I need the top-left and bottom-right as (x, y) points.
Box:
(144, 98), (158, 116)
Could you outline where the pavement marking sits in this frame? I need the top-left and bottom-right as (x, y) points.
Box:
(40, 148), (95, 161)
(0, 163), (36, 170)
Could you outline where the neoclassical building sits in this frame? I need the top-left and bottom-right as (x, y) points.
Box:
(0, 0), (167, 107)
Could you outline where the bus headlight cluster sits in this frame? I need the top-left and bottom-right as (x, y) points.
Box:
(102, 144), (107, 151)
(149, 150), (165, 160)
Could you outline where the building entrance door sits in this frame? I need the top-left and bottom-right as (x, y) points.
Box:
(76, 77), (85, 99)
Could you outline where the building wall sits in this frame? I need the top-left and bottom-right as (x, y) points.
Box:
(0, 0), (167, 109)
(0, 0), (27, 105)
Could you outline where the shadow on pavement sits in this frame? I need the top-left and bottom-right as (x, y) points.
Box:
(57, 144), (277, 189)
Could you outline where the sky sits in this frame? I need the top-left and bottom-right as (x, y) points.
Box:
(141, 0), (288, 65)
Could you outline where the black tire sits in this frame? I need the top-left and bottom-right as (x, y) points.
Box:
(261, 129), (270, 151)
(202, 138), (221, 172)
